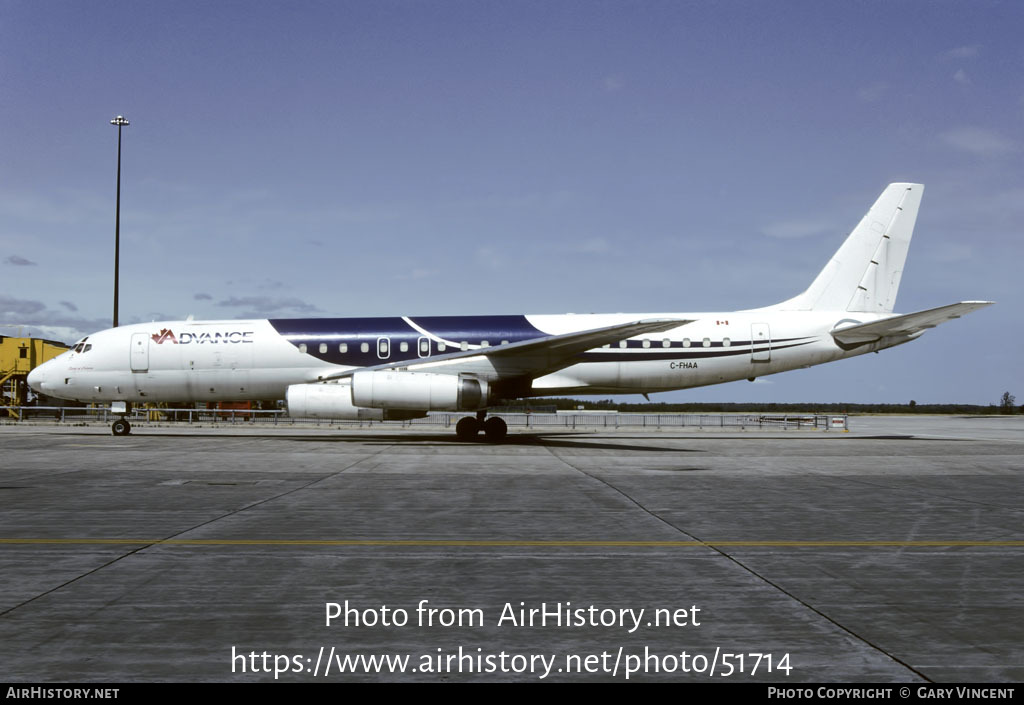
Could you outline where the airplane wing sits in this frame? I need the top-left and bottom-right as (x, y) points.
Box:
(315, 317), (692, 383)
(831, 301), (994, 346)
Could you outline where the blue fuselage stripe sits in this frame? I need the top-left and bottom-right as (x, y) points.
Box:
(268, 317), (814, 367)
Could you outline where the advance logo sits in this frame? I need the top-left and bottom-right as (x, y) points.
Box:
(151, 329), (254, 345)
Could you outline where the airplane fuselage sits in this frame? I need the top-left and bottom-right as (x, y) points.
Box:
(29, 310), (896, 405)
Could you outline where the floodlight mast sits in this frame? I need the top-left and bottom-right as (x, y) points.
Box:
(110, 115), (129, 328)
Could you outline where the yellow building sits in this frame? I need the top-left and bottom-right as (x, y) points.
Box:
(1, 335), (70, 417)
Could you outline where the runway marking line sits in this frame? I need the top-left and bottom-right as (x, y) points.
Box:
(1, 539), (1023, 547)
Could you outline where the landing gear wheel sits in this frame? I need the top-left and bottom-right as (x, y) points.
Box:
(483, 417), (507, 442)
(111, 418), (131, 436)
(455, 417), (480, 440)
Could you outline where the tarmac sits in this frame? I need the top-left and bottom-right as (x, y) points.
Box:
(1, 415), (1022, 682)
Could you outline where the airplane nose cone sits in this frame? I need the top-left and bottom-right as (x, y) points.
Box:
(27, 364), (48, 393)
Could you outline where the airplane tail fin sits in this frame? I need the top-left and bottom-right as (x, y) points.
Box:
(776, 183), (923, 313)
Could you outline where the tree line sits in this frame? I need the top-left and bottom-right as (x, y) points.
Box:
(498, 396), (1021, 415)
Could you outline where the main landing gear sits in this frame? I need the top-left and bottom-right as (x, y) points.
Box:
(455, 410), (507, 442)
(111, 418), (132, 436)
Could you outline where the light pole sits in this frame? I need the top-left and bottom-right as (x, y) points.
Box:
(110, 115), (130, 328)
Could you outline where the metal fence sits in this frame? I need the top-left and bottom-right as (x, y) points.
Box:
(3, 406), (849, 431)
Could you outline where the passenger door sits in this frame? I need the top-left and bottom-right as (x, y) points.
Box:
(130, 333), (149, 372)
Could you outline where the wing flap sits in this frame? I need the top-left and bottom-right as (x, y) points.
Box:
(831, 301), (994, 344)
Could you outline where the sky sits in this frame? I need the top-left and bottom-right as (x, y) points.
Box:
(1, 0), (1021, 405)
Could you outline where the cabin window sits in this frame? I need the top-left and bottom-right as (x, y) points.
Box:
(420, 339), (429, 354)
(501, 340), (509, 346)
(642, 339), (650, 349)
(378, 338), (390, 358)
(702, 338), (711, 348)
(481, 340), (489, 347)
(438, 342), (446, 352)
(460, 341), (469, 351)
(662, 338), (671, 348)
(619, 340), (628, 349)
(683, 338), (691, 348)
(723, 338), (731, 347)
(339, 343), (348, 353)
(298, 344), (307, 354)
(360, 342), (369, 353)
(319, 343), (327, 354)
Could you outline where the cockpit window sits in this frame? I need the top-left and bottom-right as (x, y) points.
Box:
(72, 337), (92, 354)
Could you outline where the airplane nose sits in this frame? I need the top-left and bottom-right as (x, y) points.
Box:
(27, 363), (48, 393)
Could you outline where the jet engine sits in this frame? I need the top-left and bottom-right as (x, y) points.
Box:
(286, 382), (427, 420)
(351, 371), (488, 411)
(286, 382), (383, 420)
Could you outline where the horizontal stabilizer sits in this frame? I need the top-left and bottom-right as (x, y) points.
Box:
(831, 301), (994, 345)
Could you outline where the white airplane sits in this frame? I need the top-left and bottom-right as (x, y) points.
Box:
(28, 183), (992, 440)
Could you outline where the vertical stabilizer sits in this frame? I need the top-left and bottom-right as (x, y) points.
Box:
(776, 183), (923, 313)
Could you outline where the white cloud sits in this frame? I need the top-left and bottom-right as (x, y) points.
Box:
(29, 327), (78, 341)
(946, 45), (980, 59)
(0, 294), (45, 316)
(0, 294), (109, 342)
(953, 69), (971, 85)
(940, 127), (1020, 157)
(216, 296), (321, 316)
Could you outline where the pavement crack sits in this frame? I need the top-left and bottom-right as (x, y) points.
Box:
(544, 445), (933, 683)
(0, 445), (393, 619)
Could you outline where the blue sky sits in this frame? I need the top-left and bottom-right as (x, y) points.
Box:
(2, 1), (1021, 404)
